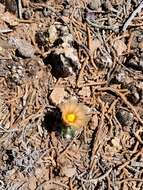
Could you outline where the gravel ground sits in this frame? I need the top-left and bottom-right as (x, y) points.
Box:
(0, 0), (143, 189)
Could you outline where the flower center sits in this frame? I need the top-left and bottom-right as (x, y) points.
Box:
(66, 113), (76, 123)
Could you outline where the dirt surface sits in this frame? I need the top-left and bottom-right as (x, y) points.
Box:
(0, 0), (143, 189)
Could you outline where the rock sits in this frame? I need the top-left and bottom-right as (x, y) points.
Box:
(22, 10), (32, 20)
(139, 40), (143, 50)
(6, 61), (26, 85)
(8, 37), (35, 58)
(49, 87), (66, 105)
(126, 55), (143, 71)
(28, 176), (37, 190)
(89, 38), (102, 57)
(78, 86), (91, 97)
(113, 39), (127, 56)
(35, 31), (47, 46)
(90, 113), (98, 130)
(44, 22), (80, 78)
(61, 166), (76, 177)
(116, 109), (134, 126)
(44, 46), (80, 78)
(48, 25), (58, 44)
(5, 0), (17, 14)
(0, 40), (12, 59)
(111, 137), (122, 150)
(103, 0), (113, 10)
(88, 0), (101, 10)
(110, 70), (126, 84)
(127, 85), (140, 105)
(101, 93), (115, 105)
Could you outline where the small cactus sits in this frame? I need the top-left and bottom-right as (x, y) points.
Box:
(59, 100), (89, 139)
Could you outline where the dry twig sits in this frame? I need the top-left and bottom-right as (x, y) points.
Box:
(123, 1), (143, 31)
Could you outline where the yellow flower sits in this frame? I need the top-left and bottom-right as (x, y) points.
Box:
(59, 100), (89, 129)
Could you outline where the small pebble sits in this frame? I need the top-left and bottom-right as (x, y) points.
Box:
(48, 25), (58, 44)
(9, 37), (35, 58)
(61, 166), (76, 177)
(78, 87), (91, 97)
(35, 31), (47, 46)
(116, 109), (134, 126)
(5, 0), (17, 14)
(127, 85), (140, 105)
(88, 0), (101, 10)
(22, 10), (32, 20)
(49, 87), (66, 105)
(113, 39), (127, 56)
(139, 40), (143, 51)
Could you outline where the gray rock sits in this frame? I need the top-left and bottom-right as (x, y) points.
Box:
(9, 37), (35, 58)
